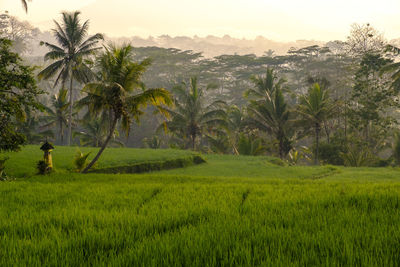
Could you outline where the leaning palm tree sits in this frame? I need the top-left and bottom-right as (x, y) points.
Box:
(297, 83), (335, 164)
(41, 89), (70, 144)
(38, 11), (103, 146)
(79, 44), (172, 173)
(163, 77), (227, 150)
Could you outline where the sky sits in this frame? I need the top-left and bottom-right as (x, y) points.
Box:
(1, 0), (400, 42)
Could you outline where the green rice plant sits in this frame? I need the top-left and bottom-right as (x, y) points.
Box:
(73, 150), (91, 172)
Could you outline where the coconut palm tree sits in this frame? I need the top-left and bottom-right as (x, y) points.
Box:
(40, 89), (69, 144)
(248, 87), (292, 159)
(163, 77), (227, 150)
(38, 11), (103, 146)
(298, 83), (335, 164)
(74, 119), (124, 147)
(79, 44), (172, 173)
(245, 68), (287, 101)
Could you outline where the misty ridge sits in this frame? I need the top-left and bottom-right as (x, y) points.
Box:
(24, 29), (400, 60)
(29, 30), (327, 58)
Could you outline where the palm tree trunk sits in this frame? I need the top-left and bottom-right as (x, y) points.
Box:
(315, 123), (320, 165)
(191, 134), (196, 150)
(60, 121), (64, 145)
(279, 137), (284, 159)
(82, 116), (118, 173)
(67, 76), (74, 146)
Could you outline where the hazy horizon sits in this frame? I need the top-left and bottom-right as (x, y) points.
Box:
(1, 0), (400, 42)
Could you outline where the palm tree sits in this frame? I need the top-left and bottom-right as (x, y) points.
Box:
(38, 11), (103, 146)
(164, 77), (227, 150)
(74, 119), (124, 147)
(298, 83), (334, 164)
(79, 44), (172, 173)
(41, 89), (69, 144)
(245, 68), (287, 101)
(248, 87), (292, 159)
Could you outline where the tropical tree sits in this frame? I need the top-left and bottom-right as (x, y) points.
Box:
(245, 68), (287, 101)
(248, 87), (292, 159)
(74, 119), (124, 147)
(79, 44), (172, 173)
(382, 45), (400, 92)
(40, 89), (69, 144)
(0, 38), (43, 152)
(38, 11), (103, 146)
(298, 83), (335, 164)
(164, 77), (227, 150)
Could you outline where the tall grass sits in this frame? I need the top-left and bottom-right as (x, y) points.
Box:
(1, 146), (400, 265)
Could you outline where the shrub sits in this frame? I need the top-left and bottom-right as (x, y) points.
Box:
(37, 160), (51, 175)
(318, 142), (346, 165)
(393, 133), (400, 166)
(237, 134), (265, 156)
(287, 150), (302, 165)
(0, 156), (9, 181)
(74, 150), (91, 172)
(340, 145), (373, 167)
(90, 155), (206, 174)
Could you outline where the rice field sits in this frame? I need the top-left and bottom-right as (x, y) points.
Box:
(1, 146), (400, 266)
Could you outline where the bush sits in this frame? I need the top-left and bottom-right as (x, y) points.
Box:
(90, 155), (206, 174)
(237, 134), (265, 156)
(74, 150), (91, 172)
(0, 156), (9, 181)
(393, 133), (400, 166)
(37, 160), (51, 175)
(318, 142), (346, 165)
(340, 145), (373, 167)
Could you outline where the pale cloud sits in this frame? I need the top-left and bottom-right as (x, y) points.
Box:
(0, 0), (399, 41)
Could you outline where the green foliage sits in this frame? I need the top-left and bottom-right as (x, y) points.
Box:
(349, 53), (395, 150)
(237, 134), (265, 156)
(298, 83), (335, 164)
(0, 156), (8, 180)
(36, 160), (51, 175)
(248, 71), (292, 159)
(38, 11), (104, 145)
(78, 44), (172, 172)
(287, 149), (302, 166)
(91, 155), (205, 174)
(73, 150), (91, 172)
(0, 38), (43, 152)
(142, 136), (162, 149)
(41, 88), (70, 145)
(318, 142), (347, 165)
(163, 76), (227, 150)
(392, 133), (400, 166)
(340, 145), (373, 167)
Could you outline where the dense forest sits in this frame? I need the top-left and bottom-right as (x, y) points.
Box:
(2, 10), (400, 167)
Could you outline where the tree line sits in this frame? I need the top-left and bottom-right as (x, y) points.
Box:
(2, 11), (400, 169)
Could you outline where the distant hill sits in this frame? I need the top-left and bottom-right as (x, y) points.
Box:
(27, 31), (324, 58)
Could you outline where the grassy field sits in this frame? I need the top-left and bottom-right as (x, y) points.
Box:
(1, 146), (400, 266)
